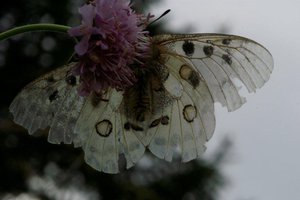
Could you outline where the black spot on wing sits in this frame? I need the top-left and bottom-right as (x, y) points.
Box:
(149, 118), (161, 128)
(161, 116), (169, 125)
(179, 65), (200, 88)
(49, 90), (59, 102)
(149, 115), (169, 128)
(65, 75), (77, 86)
(222, 38), (231, 45)
(189, 71), (200, 88)
(203, 46), (214, 57)
(222, 54), (232, 65)
(124, 122), (130, 130)
(182, 41), (195, 57)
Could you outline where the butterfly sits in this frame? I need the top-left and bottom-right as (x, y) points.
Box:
(9, 34), (273, 173)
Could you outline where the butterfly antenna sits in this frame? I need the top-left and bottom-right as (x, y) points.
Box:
(148, 9), (171, 26)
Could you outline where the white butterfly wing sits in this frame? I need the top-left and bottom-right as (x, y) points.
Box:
(147, 34), (273, 162)
(155, 34), (274, 111)
(143, 61), (213, 162)
(74, 89), (145, 173)
(9, 63), (85, 146)
(147, 89), (209, 162)
(9, 63), (145, 174)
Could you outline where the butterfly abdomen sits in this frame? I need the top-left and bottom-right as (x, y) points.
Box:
(133, 91), (151, 122)
(124, 72), (153, 123)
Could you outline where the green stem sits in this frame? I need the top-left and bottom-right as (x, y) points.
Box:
(0, 23), (71, 41)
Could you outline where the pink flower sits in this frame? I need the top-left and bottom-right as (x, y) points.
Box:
(68, 0), (152, 96)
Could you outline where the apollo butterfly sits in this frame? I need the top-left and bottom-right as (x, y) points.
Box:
(9, 33), (273, 173)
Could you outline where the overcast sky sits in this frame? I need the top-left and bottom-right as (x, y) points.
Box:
(152, 0), (300, 199)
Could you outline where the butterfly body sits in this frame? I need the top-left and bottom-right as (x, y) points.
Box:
(9, 34), (273, 173)
(124, 70), (154, 124)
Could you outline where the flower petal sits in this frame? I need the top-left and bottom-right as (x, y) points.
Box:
(68, 25), (85, 37)
(75, 35), (90, 55)
(79, 4), (96, 26)
(69, 0), (152, 96)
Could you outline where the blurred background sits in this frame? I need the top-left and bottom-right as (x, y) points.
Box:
(1, 0), (299, 200)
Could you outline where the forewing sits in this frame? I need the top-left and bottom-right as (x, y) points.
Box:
(154, 34), (274, 111)
(9, 63), (85, 146)
(146, 33), (273, 162)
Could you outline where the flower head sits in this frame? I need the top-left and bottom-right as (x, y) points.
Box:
(68, 0), (152, 96)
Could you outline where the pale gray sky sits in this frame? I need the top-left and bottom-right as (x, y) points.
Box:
(152, 0), (300, 199)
